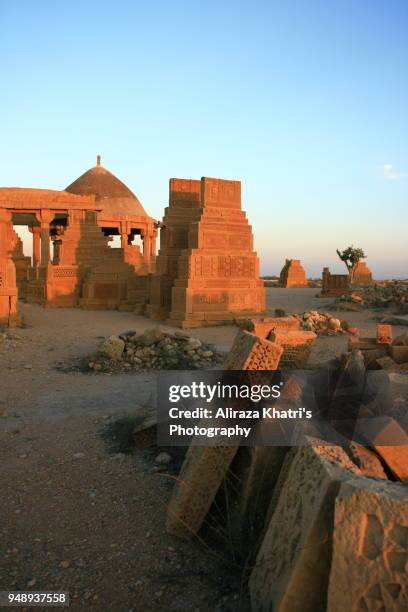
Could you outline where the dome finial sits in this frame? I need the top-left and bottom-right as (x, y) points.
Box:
(96, 154), (101, 166)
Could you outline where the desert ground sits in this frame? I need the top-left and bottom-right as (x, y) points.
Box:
(1, 288), (406, 611)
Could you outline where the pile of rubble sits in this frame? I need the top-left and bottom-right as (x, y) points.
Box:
(295, 310), (359, 335)
(334, 281), (408, 312)
(350, 324), (408, 371)
(164, 322), (408, 611)
(241, 312), (358, 337)
(88, 327), (223, 372)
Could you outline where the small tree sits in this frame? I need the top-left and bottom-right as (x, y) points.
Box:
(336, 246), (366, 282)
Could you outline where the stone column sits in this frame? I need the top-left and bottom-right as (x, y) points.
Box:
(143, 231), (151, 262)
(39, 210), (52, 267)
(30, 226), (41, 267)
(151, 229), (157, 257)
(0, 209), (18, 326)
(120, 232), (128, 250)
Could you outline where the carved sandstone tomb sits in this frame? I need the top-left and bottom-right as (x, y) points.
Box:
(279, 259), (307, 288)
(148, 177), (265, 327)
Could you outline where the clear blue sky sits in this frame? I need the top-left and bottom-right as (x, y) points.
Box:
(1, 0), (407, 278)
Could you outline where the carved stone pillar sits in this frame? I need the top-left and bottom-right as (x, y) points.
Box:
(143, 231), (151, 262)
(39, 210), (53, 267)
(30, 226), (41, 267)
(0, 209), (18, 326)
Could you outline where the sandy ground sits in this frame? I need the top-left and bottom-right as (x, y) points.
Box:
(0, 288), (405, 611)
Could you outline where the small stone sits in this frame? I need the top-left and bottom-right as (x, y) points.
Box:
(73, 452), (85, 459)
(155, 452), (172, 466)
(60, 560), (71, 569)
(100, 335), (125, 360)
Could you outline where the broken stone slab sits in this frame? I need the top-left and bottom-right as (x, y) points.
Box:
(238, 316), (300, 339)
(376, 356), (399, 370)
(327, 478), (408, 611)
(249, 439), (361, 612)
(346, 442), (388, 480)
(225, 444), (289, 561)
(100, 335), (125, 360)
(166, 445), (239, 538)
(377, 324), (393, 344)
(224, 330), (283, 370)
(393, 332), (408, 346)
(368, 418), (408, 484)
(389, 344), (408, 364)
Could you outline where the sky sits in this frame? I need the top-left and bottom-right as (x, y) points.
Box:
(1, 0), (407, 278)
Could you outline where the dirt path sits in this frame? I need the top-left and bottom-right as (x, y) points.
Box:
(0, 305), (243, 611)
(1, 291), (403, 611)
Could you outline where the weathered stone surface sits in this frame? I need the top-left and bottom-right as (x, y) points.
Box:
(100, 335), (125, 360)
(389, 344), (408, 364)
(279, 259), (307, 288)
(250, 440), (360, 612)
(346, 442), (388, 480)
(166, 445), (238, 538)
(0, 210), (19, 327)
(370, 418), (408, 483)
(225, 445), (289, 561)
(268, 330), (316, 368)
(149, 177), (265, 327)
(352, 260), (373, 285)
(377, 324), (393, 344)
(240, 316), (300, 339)
(224, 330), (283, 370)
(393, 332), (408, 346)
(327, 479), (408, 611)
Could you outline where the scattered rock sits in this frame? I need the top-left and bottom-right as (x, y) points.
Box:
(100, 335), (125, 361)
(155, 452), (172, 466)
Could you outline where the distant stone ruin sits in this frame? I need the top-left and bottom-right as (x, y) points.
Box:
(353, 260), (373, 285)
(321, 266), (350, 296)
(279, 259), (307, 288)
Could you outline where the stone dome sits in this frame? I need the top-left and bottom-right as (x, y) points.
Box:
(65, 156), (148, 218)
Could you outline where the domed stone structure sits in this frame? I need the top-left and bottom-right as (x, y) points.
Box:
(66, 155), (149, 219)
(0, 157), (157, 320)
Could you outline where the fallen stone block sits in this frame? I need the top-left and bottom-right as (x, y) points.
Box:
(268, 330), (316, 369)
(369, 418), (408, 484)
(225, 444), (289, 561)
(346, 442), (388, 480)
(166, 445), (239, 538)
(100, 335), (125, 360)
(224, 330), (283, 370)
(377, 324), (393, 345)
(327, 478), (408, 611)
(376, 356), (399, 370)
(249, 440), (360, 612)
(389, 344), (408, 364)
